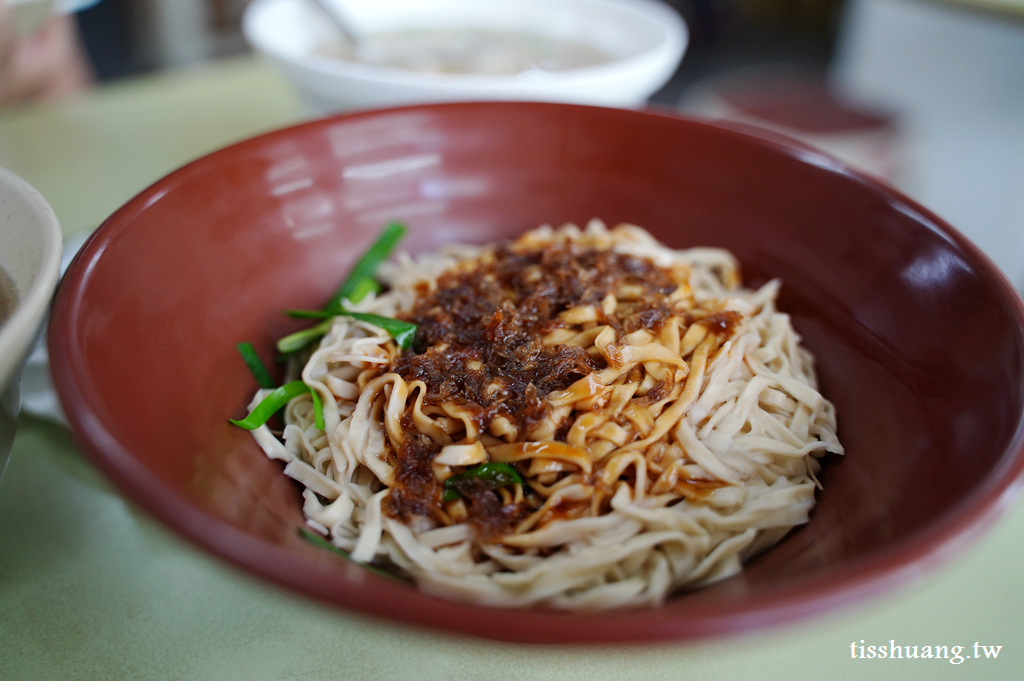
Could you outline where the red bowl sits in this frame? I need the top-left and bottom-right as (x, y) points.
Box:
(49, 102), (1024, 643)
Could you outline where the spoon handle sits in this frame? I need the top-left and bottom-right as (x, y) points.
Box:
(307, 0), (360, 45)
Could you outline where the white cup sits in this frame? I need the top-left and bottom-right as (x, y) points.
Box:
(0, 166), (62, 481)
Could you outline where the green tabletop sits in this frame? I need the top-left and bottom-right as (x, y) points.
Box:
(0, 56), (1020, 680)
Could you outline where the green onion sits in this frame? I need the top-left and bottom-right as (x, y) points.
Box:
(345, 311), (417, 350)
(297, 528), (406, 582)
(327, 221), (406, 308)
(284, 309), (335, 319)
(283, 309), (417, 350)
(237, 342), (276, 389)
(443, 462), (525, 502)
(276, 319), (333, 354)
(299, 527), (347, 555)
(310, 388), (326, 431)
(298, 527), (354, 559)
(276, 223), (410, 354)
(346, 277), (381, 304)
(230, 381), (328, 431)
(229, 381), (310, 429)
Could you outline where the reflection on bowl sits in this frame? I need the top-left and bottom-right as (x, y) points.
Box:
(243, 0), (687, 114)
(0, 167), (63, 480)
(49, 103), (1024, 642)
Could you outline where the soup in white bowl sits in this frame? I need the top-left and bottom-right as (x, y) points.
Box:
(243, 0), (688, 113)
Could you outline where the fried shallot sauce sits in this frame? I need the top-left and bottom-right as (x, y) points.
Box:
(385, 239), (683, 535)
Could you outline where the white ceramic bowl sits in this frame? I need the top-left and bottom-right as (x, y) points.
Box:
(0, 167), (62, 478)
(243, 0), (687, 114)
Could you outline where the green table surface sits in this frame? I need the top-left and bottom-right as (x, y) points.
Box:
(1, 55), (1021, 680)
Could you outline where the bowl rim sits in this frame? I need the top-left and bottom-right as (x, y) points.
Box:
(48, 101), (1024, 643)
(242, 0), (688, 87)
(0, 165), (63, 388)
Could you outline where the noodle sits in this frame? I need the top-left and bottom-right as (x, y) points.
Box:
(247, 220), (843, 609)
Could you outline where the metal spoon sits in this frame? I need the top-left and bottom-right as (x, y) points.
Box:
(308, 0), (360, 46)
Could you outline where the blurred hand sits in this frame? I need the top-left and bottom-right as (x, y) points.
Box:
(0, 0), (91, 108)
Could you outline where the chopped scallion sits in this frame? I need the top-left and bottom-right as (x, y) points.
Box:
(229, 381), (311, 429)
(310, 387), (326, 431)
(236, 341), (275, 389)
(277, 222), (409, 354)
(284, 309), (334, 319)
(327, 221), (406, 308)
(443, 462), (525, 502)
(276, 319), (333, 354)
(283, 309), (417, 350)
(346, 277), (381, 304)
(298, 527), (350, 557)
(297, 528), (407, 582)
(344, 311), (417, 350)
(230, 381), (328, 431)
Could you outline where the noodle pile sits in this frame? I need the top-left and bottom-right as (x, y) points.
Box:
(245, 221), (842, 609)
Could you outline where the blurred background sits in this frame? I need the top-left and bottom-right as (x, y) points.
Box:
(1, 0), (1023, 290)
(2, 4), (1024, 677)
(65, 0), (849, 91)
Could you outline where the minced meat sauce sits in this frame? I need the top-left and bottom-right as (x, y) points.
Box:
(385, 239), (682, 535)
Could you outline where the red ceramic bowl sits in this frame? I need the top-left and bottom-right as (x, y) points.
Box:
(49, 102), (1024, 643)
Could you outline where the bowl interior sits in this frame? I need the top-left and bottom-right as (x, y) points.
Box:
(50, 103), (1024, 642)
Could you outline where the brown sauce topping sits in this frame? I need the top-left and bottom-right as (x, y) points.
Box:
(394, 241), (679, 433)
(535, 499), (592, 528)
(388, 431), (446, 524)
(700, 310), (743, 337)
(448, 477), (530, 536)
(675, 479), (729, 501)
(386, 239), (683, 535)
